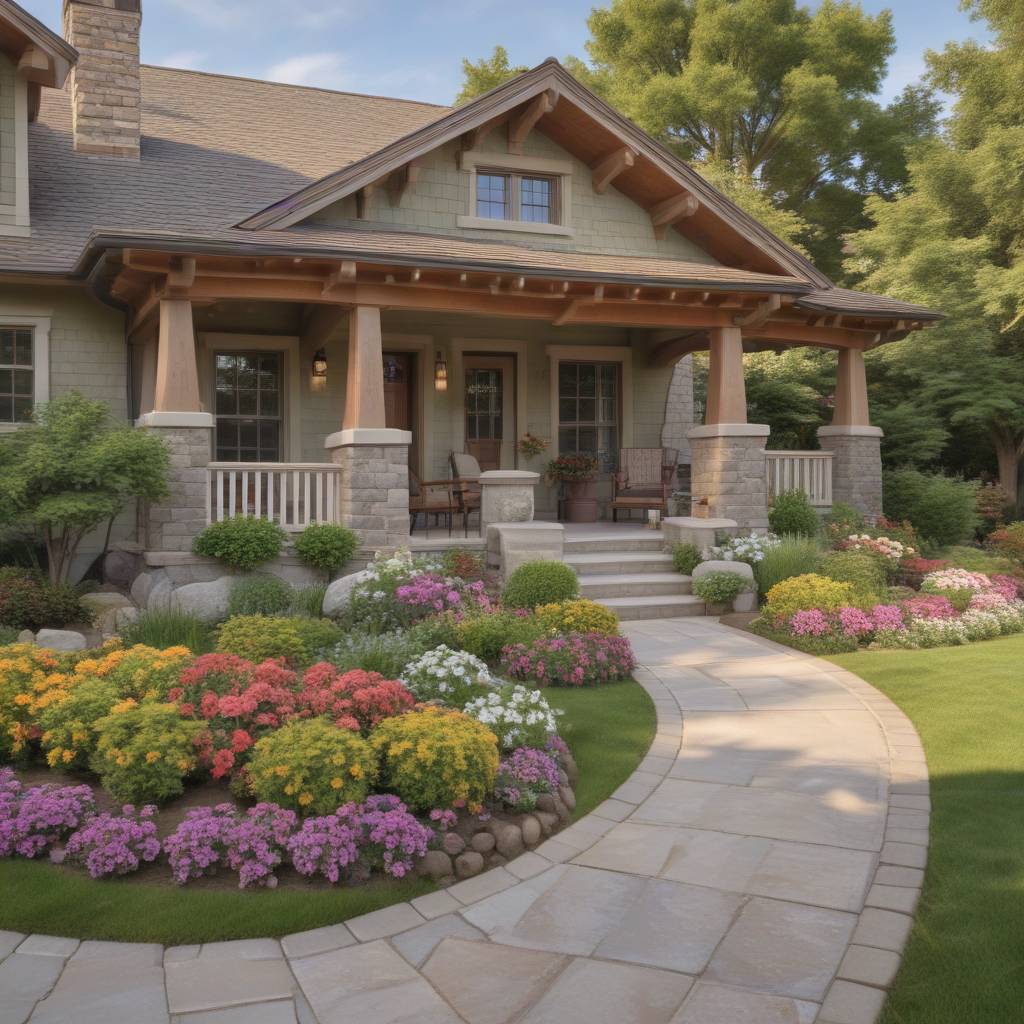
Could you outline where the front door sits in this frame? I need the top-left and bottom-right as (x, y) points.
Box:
(383, 351), (417, 471)
(464, 354), (515, 471)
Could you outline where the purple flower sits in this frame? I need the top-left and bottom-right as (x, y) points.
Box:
(838, 607), (874, 638)
(496, 747), (561, 811)
(871, 604), (906, 631)
(501, 633), (635, 687)
(0, 772), (95, 859)
(788, 609), (831, 637)
(65, 805), (161, 879)
(287, 809), (360, 883)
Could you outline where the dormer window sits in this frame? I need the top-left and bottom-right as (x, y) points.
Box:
(475, 171), (557, 225)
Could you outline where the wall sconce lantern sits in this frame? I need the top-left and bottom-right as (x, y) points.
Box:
(434, 351), (448, 392)
(312, 348), (328, 378)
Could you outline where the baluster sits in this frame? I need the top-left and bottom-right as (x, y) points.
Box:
(268, 469), (275, 523)
(205, 469), (212, 525)
(281, 471), (289, 530)
(255, 470), (263, 519)
(228, 472), (236, 519)
(292, 471), (301, 529)
(303, 472), (312, 526)
(216, 470), (225, 522)
(325, 470), (335, 522)
(313, 472), (322, 523)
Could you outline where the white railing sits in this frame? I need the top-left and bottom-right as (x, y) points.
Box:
(766, 450), (833, 508)
(205, 463), (341, 531)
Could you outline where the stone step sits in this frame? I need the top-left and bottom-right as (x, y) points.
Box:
(563, 533), (667, 554)
(565, 551), (676, 575)
(595, 594), (708, 620)
(578, 572), (692, 598)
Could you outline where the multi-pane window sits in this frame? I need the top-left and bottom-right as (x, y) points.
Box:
(465, 368), (503, 441)
(0, 327), (34, 424)
(214, 352), (282, 462)
(558, 362), (619, 473)
(475, 171), (557, 224)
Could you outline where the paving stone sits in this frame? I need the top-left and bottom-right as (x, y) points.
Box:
(885, 827), (929, 846)
(447, 866), (517, 904)
(746, 840), (876, 912)
(591, 798), (636, 821)
(165, 945), (201, 963)
(837, 945), (901, 988)
(16, 935), (79, 958)
(889, 795), (930, 812)
(291, 939), (461, 1023)
(865, 884), (920, 915)
(873, 866), (924, 889)
(595, 878), (742, 973)
(410, 890), (462, 920)
(165, 957), (296, 1014)
(521, 958), (692, 1024)
(0, 932), (25, 961)
(705, 898), (857, 1001)
(818, 980), (887, 1024)
(171, 1000), (298, 1024)
(670, 981), (817, 1023)
(574, 822), (681, 876)
(0, 952), (66, 1024)
(391, 914), (485, 968)
(345, 902), (425, 942)
(659, 828), (772, 891)
(280, 925), (355, 960)
(460, 866), (566, 934)
(199, 939), (282, 960)
(422, 938), (567, 1024)
(851, 908), (914, 952)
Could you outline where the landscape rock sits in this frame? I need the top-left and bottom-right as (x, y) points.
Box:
(455, 851), (485, 878)
(493, 823), (525, 859)
(114, 606), (141, 633)
(534, 811), (559, 835)
(557, 768), (569, 787)
(417, 851), (453, 880)
(102, 544), (143, 590)
(145, 574), (174, 612)
(692, 559), (756, 585)
(322, 569), (374, 618)
(470, 832), (495, 854)
(563, 755), (579, 784)
(35, 629), (87, 652)
(732, 591), (758, 612)
(552, 797), (572, 823)
(130, 571), (155, 607)
(535, 793), (557, 814)
(81, 592), (135, 634)
(520, 815), (542, 846)
(559, 786), (577, 812)
(170, 576), (234, 623)
(17, 630), (33, 643)
(442, 833), (466, 857)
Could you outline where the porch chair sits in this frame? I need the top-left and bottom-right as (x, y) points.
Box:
(409, 470), (461, 537)
(609, 447), (678, 522)
(448, 452), (483, 533)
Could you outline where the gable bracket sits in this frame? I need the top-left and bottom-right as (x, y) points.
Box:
(508, 89), (559, 155)
(591, 146), (636, 194)
(649, 192), (699, 240)
(733, 293), (782, 329)
(387, 159), (422, 206)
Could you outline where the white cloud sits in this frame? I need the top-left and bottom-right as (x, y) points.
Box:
(157, 49), (209, 70)
(265, 53), (354, 91)
(166, 0), (246, 28)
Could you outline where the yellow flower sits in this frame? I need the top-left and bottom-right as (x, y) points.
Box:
(178, 758), (190, 771)
(298, 793), (313, 806)
(62, 749), (74, 764)
(274, 765), (289, 778)
(46, 748), (62, 767)
(349, 765), (363, 779)
(115, 754), (128, 766)
(13, 693), (31, 707)
(330, 777), (343, 789)
(111, 698), (137, 714)
(284, 784), (295, 796)
(145, 750), (162, 764)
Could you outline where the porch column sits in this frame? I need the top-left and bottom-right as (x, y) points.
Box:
(137, 299), (214, 553)
(327, 305), (411, 551)
(687, 326), (770, 531)
(817, 346), (884, 519)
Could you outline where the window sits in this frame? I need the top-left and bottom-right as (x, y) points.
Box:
(558, 362), (619, 473)
(0, 327), (34, 424)
(465, 368), (503, 441)
(214, 352), (282, 461)
(475, 171), (557, 225)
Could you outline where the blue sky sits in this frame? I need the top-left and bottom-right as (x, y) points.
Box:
(23, 1), (990, 106)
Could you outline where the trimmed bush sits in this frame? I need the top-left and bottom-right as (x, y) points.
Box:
(216, 615), (306, 664)
(38, 676), (120, 771)
(692, 571), (750, 606)
(535, 598), (620, 636)
(822, 501), (866, 539)
(440, 548), (485, 581)
(768, 489), (820, 537)
(91, 702), (207, 805)
(753, 535), (821, 594)
(290, 617), (344, 660)
(452, 611), (545, 663)
(817, 550), (888, 603)
(989, 522), (1024, 564)
(294, 523), (359, 575)
(0, 568), (88, 631)
(882, 469), (979, 547)
(671, 542), (702, 575)
(120, 609), (213, 653)
(227, 574), (293, 617)
(502, 561), (579, 609)
(193, 516), (285, 571)
(249, 719), (377, 814)
(331, 630), (430, 678)
(763, 573), (854, 624)
(371, 707), (499, 811)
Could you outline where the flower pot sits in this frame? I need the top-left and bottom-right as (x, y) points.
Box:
(564, 479), (598, 523)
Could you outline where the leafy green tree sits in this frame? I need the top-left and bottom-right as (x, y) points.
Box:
(0, 393), (170, 583)
(456, 46), (528, 104)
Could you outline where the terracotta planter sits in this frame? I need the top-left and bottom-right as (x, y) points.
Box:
(564, 479), (598, 522)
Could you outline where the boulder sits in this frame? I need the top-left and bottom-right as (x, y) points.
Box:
(563, 755), (579, 785)
(130, 571), (155, 608)
(469, 832), (495, 854)
(416, 850), (453, 880)
(558, 786), (577, 812)
(441, 832), (466, 857)
(520, 815), (542, 846)
(534, 810), (559, 836)
(322, 569), (374, 619)
(535, 793), (557, 814)
(80, 592), (135, 634)
(492, 823), (524, 859)
(114, 606), (141, 633)
(145, 574), (174, 612)
(35, 629), (87, 652)
(170, 576), (234, 624)
(17, 630), (34, 644)
(692, 559), (755, 586)
(454, 851), (485, 878)
(102, 544), (143, 590)
(733, 591), (758, 613)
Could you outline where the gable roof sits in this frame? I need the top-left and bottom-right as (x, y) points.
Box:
(0, 0), (76, 91)
(238, 59), (832, 290)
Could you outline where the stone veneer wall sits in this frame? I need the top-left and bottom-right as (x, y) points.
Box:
(142, 426), (212, 553)
(688, 427), (770, 531)
(329, 442), (411, 550)
(661, 356), (695, 464)
(817, 428), (884, 520)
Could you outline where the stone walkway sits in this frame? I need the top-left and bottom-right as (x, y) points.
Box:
(0, 620), (929, 1024)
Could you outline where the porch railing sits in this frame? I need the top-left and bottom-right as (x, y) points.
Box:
(205, 463), (341, 531)
(766, 450), (833, 508)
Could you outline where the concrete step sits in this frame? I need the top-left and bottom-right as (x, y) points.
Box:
(564, 533), (667, 554)
(595, 594), (708, 620)
(565, 551), (676, 575)
(578, 572), (692, 598)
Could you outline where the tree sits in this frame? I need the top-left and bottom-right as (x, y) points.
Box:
(0, 393), (170, 583)
(456, 46), (528, 104)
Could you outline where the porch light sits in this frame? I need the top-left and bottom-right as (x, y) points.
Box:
(434, 351), (448, 392)
(312, 348), (328, 378)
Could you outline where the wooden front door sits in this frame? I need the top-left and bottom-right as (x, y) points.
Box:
(464, 354), (515, 471)
(383, 351), (417, 469)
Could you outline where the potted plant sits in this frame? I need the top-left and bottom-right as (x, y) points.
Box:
(546, 454), (600, 523)
(516, 433), (550, 462)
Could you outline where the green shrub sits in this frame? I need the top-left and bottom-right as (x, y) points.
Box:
(249, 719), (377, 814)
(291, 617), (344, 659)
(883, 469), (979, 547)
(371, 706), (498, 811)
(193, 516), (285, 571)
(0, 567), (88, 630)
(91, 702), (206, 805)
(989, 522), (1024, 565)
(671, 542), (701, 575)
(216, 614), (306, 664)
(0, 625), (18, 645)
(502, 561), (579, 609)
(534, 599), (620, 636)
(817, 550), (887, 603)
(753, 535), (821, 595)
(120, 609), (213, 653)
(768, 489), (820, 537)
(405, 613), (461, 651)
(290, 584), (326, 618)
(763, 573), (854, 623)
(294, 523), (359, 575)
(330, 630), (431, 678)
(227, 574), (294, 617)
(939, 545), (1016, 574)
(453, 611), (545, 663)
(692, 571), (751, 606)
(38, 676), (120, 771)
(440, 548), (485, 581)
(822, 501), (866, 539)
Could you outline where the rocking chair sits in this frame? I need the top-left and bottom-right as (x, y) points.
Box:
(609, 447), (678, 522)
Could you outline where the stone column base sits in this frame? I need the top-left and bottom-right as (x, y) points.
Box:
(326, 427), (411, 552)
(139, 413), (214, 553)
(817, 425), (884, 520)
(687, 423), (770, 532)
(479, 470), (540, 530)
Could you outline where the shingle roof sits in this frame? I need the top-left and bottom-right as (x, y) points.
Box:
(795, 287), (943, 321)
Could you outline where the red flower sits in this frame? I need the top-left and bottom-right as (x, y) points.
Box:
(211, 748), (235, 779)
(230, 729), (253, 753)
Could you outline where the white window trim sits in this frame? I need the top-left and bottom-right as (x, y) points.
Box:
(458, 150), (574, 237)
(0, 313), (50, 431)
(0, 74), (31, 237)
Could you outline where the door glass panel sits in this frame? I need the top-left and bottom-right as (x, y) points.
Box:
(214, 352), (282, 461)
(556, 362), (619, 471)
(465, 368), (502, 442)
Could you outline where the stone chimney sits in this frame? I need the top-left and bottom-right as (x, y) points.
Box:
(62, 0), (141, 158)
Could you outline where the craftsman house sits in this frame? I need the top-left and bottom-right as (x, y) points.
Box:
(0, 0), (940, 579)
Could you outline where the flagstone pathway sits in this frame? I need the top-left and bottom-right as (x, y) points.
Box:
(0, 619), (928, 1024)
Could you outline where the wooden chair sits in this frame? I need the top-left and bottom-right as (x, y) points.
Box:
(609, 447), (678, 522)
(409, 470), (459, 537)
(449, 452), (483, 533)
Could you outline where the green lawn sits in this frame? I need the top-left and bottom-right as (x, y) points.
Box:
(0, 676), (654, 944)
(830, 636), (1024, 1024)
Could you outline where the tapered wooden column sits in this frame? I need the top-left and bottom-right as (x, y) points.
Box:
(831, 347), (870, 426)
(342, 305), (386, 430)
(705, 326), (747, 425)
(153, 299), (203, 413)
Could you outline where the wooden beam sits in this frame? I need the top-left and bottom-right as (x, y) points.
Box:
(166, 257), (196, 290)
(591, 146), (636, 194)
(387, 159), (421, 206)
(733, 293), (782, 329)
(508, 89), (558, 154)
(742, 320), (877, 349)
(650, 332), (707, 366)
(460, 112), (507, 152)
(649, 192), (699, 240)
(321, 260), (357, 295)
(553, 285), (604, 326)
(16, 47), (51, 86)
(302, 304), (348, 350)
